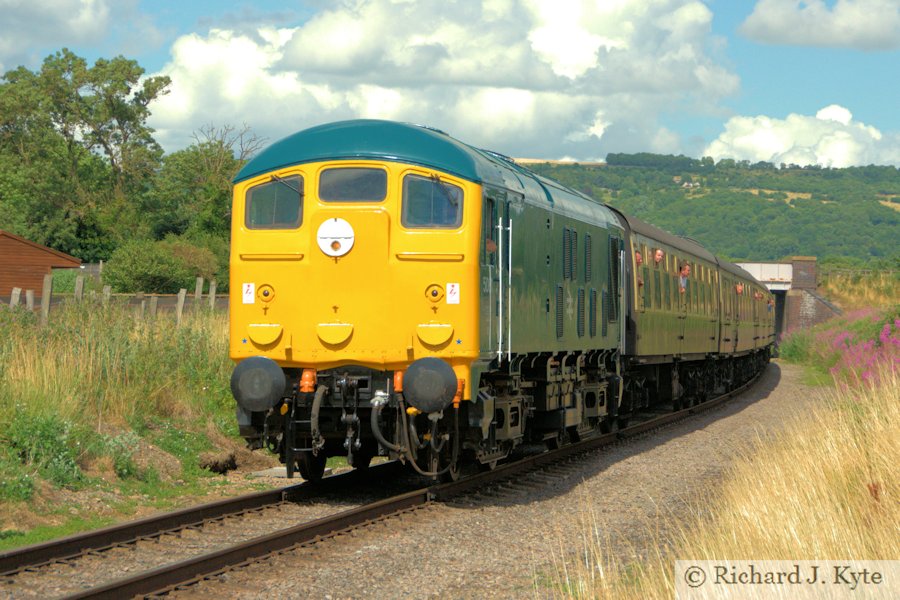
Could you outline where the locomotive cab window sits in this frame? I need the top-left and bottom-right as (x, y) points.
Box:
(319, 167), (387, 202)
(402, 174), (463, 228)
(246, 175), (303, 229)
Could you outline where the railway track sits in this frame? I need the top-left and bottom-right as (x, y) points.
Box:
(1, 371), (763, 599)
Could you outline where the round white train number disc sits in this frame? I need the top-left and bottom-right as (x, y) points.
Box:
(317, 218), (355, 257)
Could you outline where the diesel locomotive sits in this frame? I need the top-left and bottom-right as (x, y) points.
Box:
(229, 120), (775, 481)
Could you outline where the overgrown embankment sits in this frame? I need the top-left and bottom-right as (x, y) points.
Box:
(549, 307), (899, 599)
(0, 302), (268, 549)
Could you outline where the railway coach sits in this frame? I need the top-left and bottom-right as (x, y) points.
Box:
(228, 120), (773, 481)
(613, 211), (775, 421)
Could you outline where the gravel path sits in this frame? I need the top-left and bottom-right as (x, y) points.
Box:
(173, 361), (816, 600)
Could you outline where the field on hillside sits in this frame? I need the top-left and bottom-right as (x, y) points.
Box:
(530, 161), (900, 263)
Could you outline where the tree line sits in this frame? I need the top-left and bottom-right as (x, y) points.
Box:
(531, 158), (900, 266)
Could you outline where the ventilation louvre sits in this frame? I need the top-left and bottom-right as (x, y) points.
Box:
(577, 288), (585, 337)
(556, 285), (564, 338)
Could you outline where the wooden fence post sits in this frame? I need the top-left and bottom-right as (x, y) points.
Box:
(74, 275), (84, 302)
(135, 292), (145, 319)
(194, 277), (204, 309)
(208, 280), (217, 309)
(102, 285), (111, 306)
(9, 287), (21, 308)
(176, 288), (187, 325)
(149, 295), (158, 319)
(26, 290), (35, 311)
(40, 274), (52, 325)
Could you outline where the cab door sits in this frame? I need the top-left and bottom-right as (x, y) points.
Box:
(479, 189), (510, 360)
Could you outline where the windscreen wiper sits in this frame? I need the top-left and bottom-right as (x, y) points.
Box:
(271, 174), (303, 196)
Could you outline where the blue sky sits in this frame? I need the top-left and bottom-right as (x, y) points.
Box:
(2, 0), (899, 166)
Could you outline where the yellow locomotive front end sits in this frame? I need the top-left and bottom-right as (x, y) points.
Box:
(230, 160), (479, 372)
(229, 121), (487, 479)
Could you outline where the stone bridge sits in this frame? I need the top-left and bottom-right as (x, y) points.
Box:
(737, 256), (841, 340)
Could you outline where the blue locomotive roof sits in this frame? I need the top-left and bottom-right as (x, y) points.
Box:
(233, 119), (622, 230)
(234, 119), (510, 185)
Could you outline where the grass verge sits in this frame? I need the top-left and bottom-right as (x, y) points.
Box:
(0, 300), (274, 548)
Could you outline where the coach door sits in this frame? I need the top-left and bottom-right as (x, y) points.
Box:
(481, 189), (511, 361)
(729, 280), (739, 353)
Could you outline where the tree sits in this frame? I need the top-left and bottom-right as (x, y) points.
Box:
(0, 49), (171, 260)
(146, 124), (265, 239)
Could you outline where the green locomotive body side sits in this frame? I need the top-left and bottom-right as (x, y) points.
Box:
(476, 174), (624, 361)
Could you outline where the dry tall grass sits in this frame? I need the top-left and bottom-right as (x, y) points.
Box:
(0, 301), (231, 430)
(548, 366), (899, 598)
(820, 271), (898, 310)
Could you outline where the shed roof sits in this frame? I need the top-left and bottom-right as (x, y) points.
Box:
(0, 230), (81, 267)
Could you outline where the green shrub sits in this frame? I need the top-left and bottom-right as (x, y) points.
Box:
(3, 413), (84, 488)
(103, 237), (217, 293)
(181, 231), (230, 292)
(162, 237), (218, 282)
(778, 329), (813, 363)
(0, 446), (34, 501)
(103, 432), (142, 480)
(50, 268), (101, 294)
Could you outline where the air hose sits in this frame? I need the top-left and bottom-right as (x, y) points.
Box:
(370, 399), (403, 453)
(370, 393), (459, 477)
(400, 399), (459, 478)
(310, 384), (326, 453)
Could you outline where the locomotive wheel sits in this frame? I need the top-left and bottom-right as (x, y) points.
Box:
(427, 452), (461, 482)
(600, 417), (618, 434)
(440, 460), (460, 483)
(545, 430), (565, 450)
(297, 451), (327, 483)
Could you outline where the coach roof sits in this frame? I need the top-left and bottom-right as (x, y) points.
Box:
(234, 119), (515, 186)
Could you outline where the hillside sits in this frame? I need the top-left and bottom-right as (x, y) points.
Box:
(528, 158), (900, 263)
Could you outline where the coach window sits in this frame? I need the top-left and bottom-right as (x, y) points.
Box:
(246, 174), (303, 229)
(320, 167), (387, 202)
(402, 174), (463, 228)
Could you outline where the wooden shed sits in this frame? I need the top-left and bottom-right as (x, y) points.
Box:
(0, 230), (81, 297)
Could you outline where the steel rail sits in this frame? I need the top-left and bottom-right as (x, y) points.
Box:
(0, 460), (402, 576)
(63, 488), (432, 600)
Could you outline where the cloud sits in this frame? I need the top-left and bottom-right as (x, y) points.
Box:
(0, 0), (166, 75)
(703, 105), (900, 167)
(0, 0), (112, 72)
(147, 0), (738, 160)
(739, 0), (900, 50)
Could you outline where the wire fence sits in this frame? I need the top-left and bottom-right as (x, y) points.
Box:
(2, 275), (228, 325)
